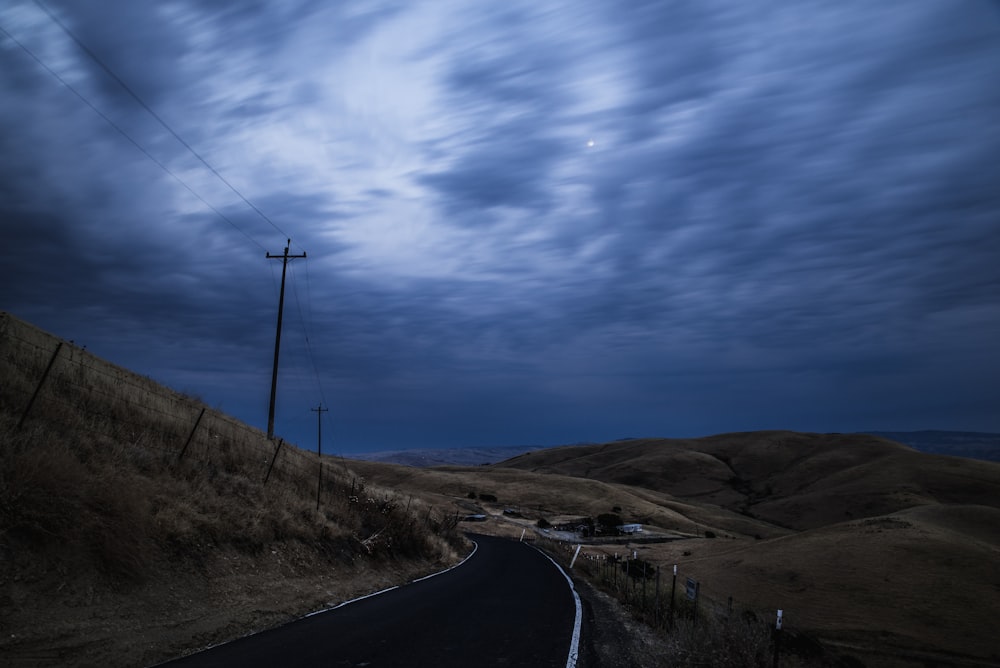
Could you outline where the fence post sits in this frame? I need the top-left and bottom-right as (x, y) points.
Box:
(642, 562), (647, 614)
(570, 544), (581, 568)
(655, 566), (661, 627)
(692, 579), (699, 628)
(669, 564), (677, 630)
(178, 407), (206, 461)
(17, 341), (63, 430)
(263, 438), (284, 485)
(316, 461), (324, 510)
(624, 558), (630, 603)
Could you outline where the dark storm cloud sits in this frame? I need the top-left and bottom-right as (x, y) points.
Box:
(2, 1), (998, 450)
(39, 0), (192, 111)
(419, 123), (567, 214)
(540, 2), (1000, 357)
(417, 6), (577, 216)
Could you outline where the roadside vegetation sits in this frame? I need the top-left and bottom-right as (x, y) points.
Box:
(0, 415), (463, 580)
(0, 313), (465, 666)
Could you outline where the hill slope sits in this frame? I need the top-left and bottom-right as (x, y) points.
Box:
(0, 312), (463, 666)
(496, 431), (1000, 530)
(346, 432), (1000, 666)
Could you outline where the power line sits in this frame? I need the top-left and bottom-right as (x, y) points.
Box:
(0, 21), (267, 252)
(8, 5), (336, 445)
(290, 260), (332, 415)
(289, 260), (337, 449)
(32, 0), (299, 251)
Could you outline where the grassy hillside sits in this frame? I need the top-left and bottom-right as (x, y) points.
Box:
(5, 310), (998, 666)
(351, 434), (1000, 667)
(0, 313), (464, 666)
(623, 504), (1000, 667)
(497, 432), (1000, 530)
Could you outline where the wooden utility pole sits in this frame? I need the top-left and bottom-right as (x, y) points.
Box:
(266, 239), (305, 440)
(312, 403), (328, 509)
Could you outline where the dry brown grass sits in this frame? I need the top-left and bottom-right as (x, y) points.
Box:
(498, 433), (1000, 532)
(599, 505), (1000, 667)
(345, 459), (791, 541)
(350, 435), (1000, 667)
(0, 312), (465, 666)
(6, 311), (999, 666)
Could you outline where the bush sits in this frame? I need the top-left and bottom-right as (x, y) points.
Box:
(536, 517), (551, 529)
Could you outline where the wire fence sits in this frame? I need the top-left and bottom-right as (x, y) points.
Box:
(0, 312), (356, 507)
(538, 536), (795, 667)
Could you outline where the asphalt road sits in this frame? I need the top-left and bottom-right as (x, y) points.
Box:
(157, 534), (581, 668)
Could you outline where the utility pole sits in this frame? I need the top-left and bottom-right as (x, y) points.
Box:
(266, 239), (306, 440)
(312, 404), (328, 510)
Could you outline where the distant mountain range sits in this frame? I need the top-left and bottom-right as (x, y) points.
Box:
(347, 446), (535, 468)
(347, 430), (1000, 467)
(863, 430), (1000, 462)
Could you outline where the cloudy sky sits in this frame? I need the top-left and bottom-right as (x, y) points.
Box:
(2, 1), (999, 454)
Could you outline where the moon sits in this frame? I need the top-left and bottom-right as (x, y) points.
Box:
(586, 139), (595, 148)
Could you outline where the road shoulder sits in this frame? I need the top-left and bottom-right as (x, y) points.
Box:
(574, 577), (671, 668)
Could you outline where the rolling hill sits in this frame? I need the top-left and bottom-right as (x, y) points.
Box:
(350, 432), (1000, 666)
(495, 431), (1000, 531)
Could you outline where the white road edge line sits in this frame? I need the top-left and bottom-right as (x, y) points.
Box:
(532, 546), (583, 668)
(305, 539), (480, 617)
(153, 541), (481, 664)
(303, 585), (400, 617)
(411, 539), (479, 583)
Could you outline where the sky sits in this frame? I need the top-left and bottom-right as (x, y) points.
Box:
(2, 1), (999, 454)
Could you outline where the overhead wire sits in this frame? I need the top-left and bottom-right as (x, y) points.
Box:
(0, 21), (268, 252)
(32, 0), (299, 251)
(6, 4), (338, 446)
(299, 258), (334, 446)
(289, 259), (336, 450)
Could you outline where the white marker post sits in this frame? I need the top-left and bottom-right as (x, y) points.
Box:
(669, 564), (678, 628)
(773, 609), (784, 668)
(520, 529), (526, 542)
(570, 545), (582, 569)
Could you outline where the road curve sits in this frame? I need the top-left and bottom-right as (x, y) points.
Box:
(156, 534), (580, 667)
